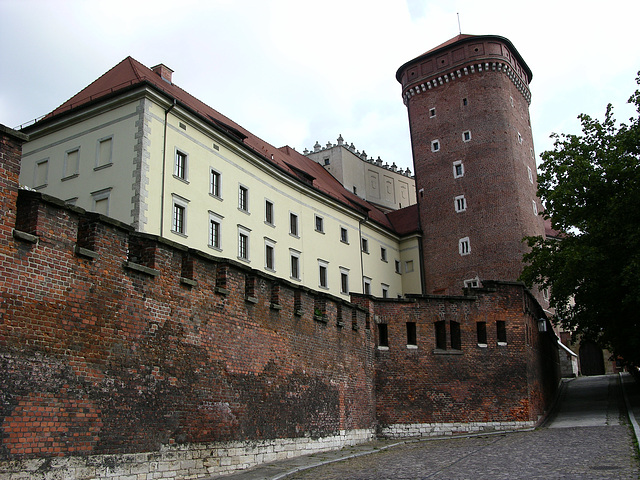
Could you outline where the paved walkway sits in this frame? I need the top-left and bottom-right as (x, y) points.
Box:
(208, 373), (640, 480)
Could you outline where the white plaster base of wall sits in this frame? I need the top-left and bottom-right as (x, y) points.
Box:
(379, 421), (536, 438)
(0, 428), (375, 480)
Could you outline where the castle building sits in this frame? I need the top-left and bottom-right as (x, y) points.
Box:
(304, 136), (416, 213)
(396, 34), (546, 295)
(18, 58), (423, 299)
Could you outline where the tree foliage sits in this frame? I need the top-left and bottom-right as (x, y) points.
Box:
(521, 74), (640, 365)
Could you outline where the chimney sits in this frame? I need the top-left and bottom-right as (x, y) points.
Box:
(151, 63), (174, 84)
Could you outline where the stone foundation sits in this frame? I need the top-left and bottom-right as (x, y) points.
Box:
(378, 421), (536, 439)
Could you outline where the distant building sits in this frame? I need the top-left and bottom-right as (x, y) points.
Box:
(304, 136), (416, 213)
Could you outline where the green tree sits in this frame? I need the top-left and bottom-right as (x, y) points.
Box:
(521, 74), (640, 366)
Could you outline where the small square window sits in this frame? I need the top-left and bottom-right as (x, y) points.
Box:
(431, 140), (440, 152)
(429, 107), (436, 117)
(462, 130), (471, 142)
(175, 150), (187, 180)
(361, 238), (369, 253)
(459, 237), (470, 256)
(455, 195), (466, 213)
(315, 215), (324, 233)
(323, 157), (330, 165)
(453, 161), (464, 179)
(405, 260), (414, 273)
(340, 227), (348, 243)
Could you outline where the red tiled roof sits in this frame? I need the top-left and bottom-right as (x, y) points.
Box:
(386, 204), (420, 235)
(32, 56), (398, 232)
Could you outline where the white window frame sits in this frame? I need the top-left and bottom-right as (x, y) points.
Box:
(208, 211), (223, 250)
(171, 194), (189, 235)
(210, 168), (222, 198)
(459, 237), (471, 256)
(264, 238), (276, 272)
(237, 225), (251, 262)
(363, 277), (372, 295)
(340, 226), (349, 244)
(464, 277), (480, 289)
(91, 187), (112, 216)
(339, 267), (350, 295)
(238, 184), (249, 213)
(532, 200), (538, 216)
(431, 139), (440, 152)
(314, 214), (324, 233)
(361, 237), (369, 253)
(174, 149), (188, 180)
(527, 165), (534, 184)
(289, 212), (299, 237)
(63, 147), (80, 178)
(455, 195), (467, 213)
(290, 249), (301, 281)
(517, 132), (523, 144)
(429, 107), (436, 118)
(265, 199), (274, 226)
(318, 259), (329, 289)
(453, 161), (464, 179)
(462, 130), (471, 142)
(96, 136), (113, 170)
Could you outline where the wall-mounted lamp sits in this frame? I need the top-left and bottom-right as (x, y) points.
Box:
(538, 318), (547, 332)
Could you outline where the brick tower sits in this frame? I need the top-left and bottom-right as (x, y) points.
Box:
(397, 34), (545, 295)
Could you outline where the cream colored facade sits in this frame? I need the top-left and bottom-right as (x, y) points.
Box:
(305, 138), (416, 213)
(20, 82), (422, 299)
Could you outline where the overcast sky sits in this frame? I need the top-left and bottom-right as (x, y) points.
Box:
(1, 0), (639, 172)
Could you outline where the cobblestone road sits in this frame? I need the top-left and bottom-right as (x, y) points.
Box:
(285, 375), (640, 480)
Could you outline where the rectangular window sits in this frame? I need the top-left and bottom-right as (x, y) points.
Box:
(340, 269), (349, 295)
(435, 321), (447, 350)
(361, 238), (369, 253)
(497, 321), (507, 344)
(378, 323), (389, 348)
(405, 260), (414, 273)
(64, 148), (80, 178)
(97, 137), (113, 168)
(265, 200), (274, 225)
(459, 237), (470, 256)
(210, 169), (221, 197)
(455, 195), (466, 213)
(527, 165), (533, 184)
(450, 321), (461, 350)
(318, 261), (328, 288)
(477, 322), (487, 345)
(209, 214), (221, 249)
(175, 150), (187, 179)
(463, 97), (468, 106)
(340, 227), (348, 243)
(453, 161), (464, 178)
(265, 240), (275, 271)
(363, 277), (371, 295)
(315, 215), (324, 233)
(290, 250), (300, 280)
(289, 212), (299, 237)
(532, 200), (538, 216)
(381, 284), (389, 298)
(238, 185), (249, 212)
(464, 277), (479, 289)
(429, 107), (436, 117)
(173, 203), (185, 234)
(380, 247), (387, 262)
(431, 140), (440, 152)
(238, 228), (250, 261)
(462, 130), (471, 142)
(34, 159), (49, 188)
(395, 260), (401, 274)
(407, 322), (417, 346)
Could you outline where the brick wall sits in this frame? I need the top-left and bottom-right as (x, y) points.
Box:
(0, 126), (558, 479)
(368, 282), (559, 436)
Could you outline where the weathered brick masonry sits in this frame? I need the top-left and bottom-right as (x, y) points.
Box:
(0, 126), (559, 479)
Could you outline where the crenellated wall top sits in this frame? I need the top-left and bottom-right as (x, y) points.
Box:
(396, 35), (533, 105)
